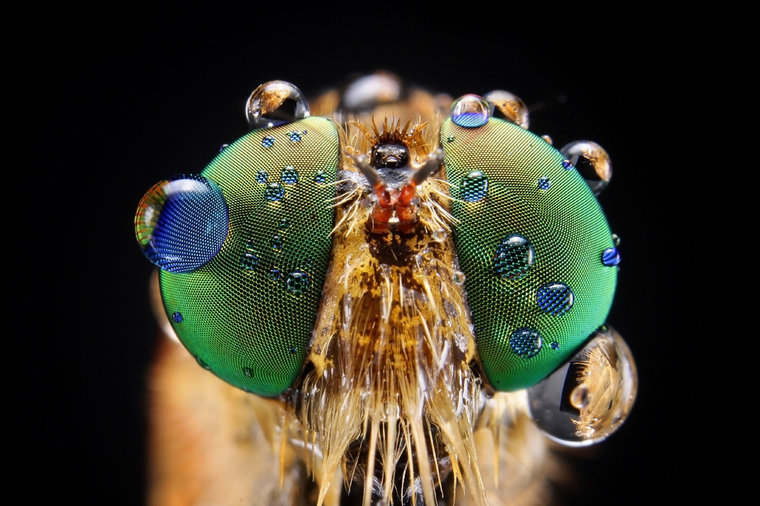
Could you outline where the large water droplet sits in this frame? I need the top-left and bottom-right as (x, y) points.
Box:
(493, 235), (535, 280)
(527, 326), (638, 446)
(134, 175), (229, 273)
(246, 80), (309, 129)
(509, 328), (543, 358)
(483, 89), (529, 128)
(285, 270), (310, 295)
(560, 140), (612, 195)
(281, 166), (299, 184)
(450, 94), (490, 128)
(265, 183), (285, 202)
(602, 247), (621, 266)
(460, 171), (489, 202)
(537, 282), (574, 316)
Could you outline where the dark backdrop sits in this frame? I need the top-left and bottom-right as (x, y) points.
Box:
(17, 7), (702, 505)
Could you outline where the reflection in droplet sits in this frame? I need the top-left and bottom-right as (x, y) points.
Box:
(433, 228), (447, 243)
(537, 283), (574, 316)
(527, 326), (638, 446)
(172, 311), (183, 323)
(538, 177), (552, 190)
(493, 235), (535, 280)
(262, 136), (275, 148)
(450, 94), (490, 128)
(281, 166), (299, 184)
(602, 247), (621, 266)
(460, 171), (489, 202)
(246, 80), (309, 129)
(256, 171), (268, 183)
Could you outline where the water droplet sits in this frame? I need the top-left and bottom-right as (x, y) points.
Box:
(241, 251), (259, 270)
(602, 247), (621, 266)
(447, 136), (455, 143)
(561, 159), (573, 170)
(172, 311), (183, 323)
(551, 341), (559, 350)
(289, 346), (298, 354)
(432, 228), (447, 242)
(134, 175), (229, 273)
(287, 131), (302, 142)
(483, 89), (529, 128)
(527, 326), (638, 446)
(281, 166), (299, 184)
(560, 140), (612, 195)
(493, 234), (535, 280)
(219, 143), (229, 152)
(271, 235), (283, 251)
(265, 183), (285, 202)
(267, 268), (281, 281)
(196, 356), (211, 370)
(450, 94), (490, 128)
(509, 328), (543, 358)
(452, 270), (465, 285)
(243, 366), (254, 378)
(285, 270), (310, 295)
(256, 171), (268, 183)
(536, 283), (574, 316)
(538, 177), (552, 190)
(460, 171), (489, 202)
(278, 218), (289, 229)
(314, 171), (327, 183)
(612, 233), (621, 246)
(262, 136), (275, 148)
(246, 80), (309, 129)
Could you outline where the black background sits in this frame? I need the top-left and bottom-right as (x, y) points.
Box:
(17, 6), (704, 505)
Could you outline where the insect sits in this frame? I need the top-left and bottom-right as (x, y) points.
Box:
(135, 73), (637, 506)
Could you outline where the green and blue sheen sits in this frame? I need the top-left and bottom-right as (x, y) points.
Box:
(158, 117), (338, 396)
(441, 117), (617, 391)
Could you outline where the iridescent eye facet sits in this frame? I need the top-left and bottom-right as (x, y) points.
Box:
(246, 80), (310, 129)
(450, 94), (490, 128)
(134, 174), (228, 273)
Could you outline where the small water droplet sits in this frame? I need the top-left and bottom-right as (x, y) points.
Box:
(314, 171), (327, 183)
(509, 328), (543, 358)
(265, 183), (285, 201)
(271, 235), (283, 251)
(196, 356), (211, 370)
(447, 135), (455, 143)
(289, 346), (298, 354)
(246, 80), (309, 128)
(281, 166), (299, 184)
(538, 177), (552, 190)
(285, 270), (310, 295)
(551, 341), (559, 350)
(432, 228), (447, 242)
(219, 143), (229, 152)
(256, 171), (268, 183)
(262, 136), (275, 148)
(562, 159), (573, 170)
(278, 218), (289, 229)
(602, 247), (621, 266)
(493, 234), (535, 280)
(243, 366), (254, 378)
(172, 311), (183, 323)
(612, 233), (621, 246)
(453, 270), (465, 285)
(287, 131), (302, 142)
(450, 94), (490, 128)
(537, 282), (574, 316)
(460, 171), (489, 202)
(241, 251), (259, 270)
(267, 268), (281, 281)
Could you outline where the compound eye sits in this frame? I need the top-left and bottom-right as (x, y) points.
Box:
(135, 174), (228, 273)
(526, 326), (638, 446)
(245, 80), (310, 129)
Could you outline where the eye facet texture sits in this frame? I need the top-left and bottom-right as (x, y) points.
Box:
(442, 117), (617, 391)
(158, 117), (338, 396)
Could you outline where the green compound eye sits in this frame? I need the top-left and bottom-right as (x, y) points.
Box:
(152, 117), (338, 397)
(442, 113), (617, 391)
